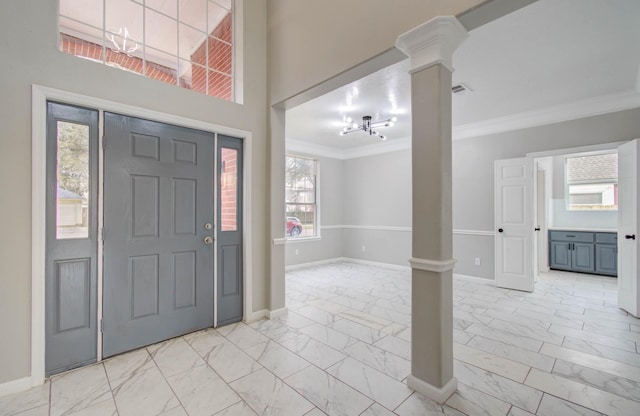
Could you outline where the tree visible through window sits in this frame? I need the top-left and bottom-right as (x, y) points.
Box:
(285, 156), (317, 238)
(566, 152), (618, 210)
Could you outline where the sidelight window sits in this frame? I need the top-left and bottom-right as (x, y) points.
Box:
(285, 155), (318, 238)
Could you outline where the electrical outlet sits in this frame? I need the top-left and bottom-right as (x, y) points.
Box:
(295, 249), (299, 256)
(474, 257), (481, 266)
(362, 245), (366, 252)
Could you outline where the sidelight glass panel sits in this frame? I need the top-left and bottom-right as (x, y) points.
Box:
(56, 121), (90, 239)
(220, 147), (237, 231)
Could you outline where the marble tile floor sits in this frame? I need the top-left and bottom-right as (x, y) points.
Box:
(3, 261), (640, 416)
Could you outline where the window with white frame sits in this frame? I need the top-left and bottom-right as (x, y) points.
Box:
(566, 152), (618, 211)
(285, 155), (318, 238)
(58, 0), (236, 101)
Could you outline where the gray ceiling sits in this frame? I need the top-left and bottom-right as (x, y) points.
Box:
(286, 0), (640, 152)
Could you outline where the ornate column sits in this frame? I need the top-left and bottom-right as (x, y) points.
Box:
(395, 16), (467, 404)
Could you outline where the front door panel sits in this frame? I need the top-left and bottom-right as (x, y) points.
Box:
(103, 113), (215, 357)
(45, 102), (99, 375)
(216, 135), (244, 325)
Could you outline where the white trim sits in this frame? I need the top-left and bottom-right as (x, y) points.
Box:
(286, 236), (322, 244)
(318, 225), (412, 232)
(285, 257), (349, 271)
(320, 225), (343, 230)
(452, 229), (495, 236)
(0, 377), (34, 398)
(526, 141), (627, 159)
(453, 273), (496, 284)
(344, 257), (411, 271)
(453, 90), (640, 141)
(409, 257), (457, 273)
(286, 137), (411, 160)
(395, 16), (468, 73)
(245, 309), (268, 323)
(407, 375), (458, 404)
(268, 307), (288, 319)
(31, 84), (254, 386)
(273, 238), (287, 246)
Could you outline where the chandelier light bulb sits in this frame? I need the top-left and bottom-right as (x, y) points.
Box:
(352, 123), (358, 129)
(391, 116), (398, 122)
(346, 117), (353, 123)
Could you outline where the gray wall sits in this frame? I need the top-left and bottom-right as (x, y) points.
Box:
(453, 108), (640, 278)
(0, 1), (268, 384)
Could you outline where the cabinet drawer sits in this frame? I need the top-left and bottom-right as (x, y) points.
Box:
(595, 232), (617, 244)
(549, 231), (594, 243)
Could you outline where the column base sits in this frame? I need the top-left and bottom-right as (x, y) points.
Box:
(407, 374), (458, 404)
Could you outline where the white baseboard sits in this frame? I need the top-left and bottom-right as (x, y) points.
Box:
(0, 376), (34, 398)
(285, 257), (347, 271)
(453, 273), (496, 285)
(407, 375), (458, 404)
(268, 307), (288, 319)
(245, 309), (268, 323)
(344, 257), (411, 271)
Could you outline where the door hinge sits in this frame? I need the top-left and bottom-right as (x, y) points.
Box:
(99, 318), (104, 333)
(101, 227), (105, 242)
(102, 135), (106, 149)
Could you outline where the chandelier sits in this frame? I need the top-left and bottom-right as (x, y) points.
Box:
(339, 115), (397, 140)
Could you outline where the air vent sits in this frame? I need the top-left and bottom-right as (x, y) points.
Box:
(451, 83), (472, 94)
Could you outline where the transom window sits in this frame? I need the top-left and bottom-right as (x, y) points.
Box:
(566, 152), (618, 211)
(59, 0), (235, 101)
(285, 156), (318, 238)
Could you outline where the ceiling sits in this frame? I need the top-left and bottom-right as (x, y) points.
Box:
(286, 0), (640, 152)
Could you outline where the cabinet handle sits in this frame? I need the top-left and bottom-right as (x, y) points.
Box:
(625, 234), (636, 240)
(534, 227), (540, 231)
(498, 228), (504, 233)
(566, 235), (576, 238)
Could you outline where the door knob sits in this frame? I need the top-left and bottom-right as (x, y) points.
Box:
(204, 236), (213, 244)
(498, 228), (504, 233)
(625, 234), (636, 240)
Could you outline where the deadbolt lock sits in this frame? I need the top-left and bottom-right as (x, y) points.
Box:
(204, 223), (213, 230)
(204, 236), (213, 245)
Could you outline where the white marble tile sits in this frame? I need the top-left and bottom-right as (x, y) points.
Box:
(524, 368), (640, 416)
(184, 328), (227, 355)
(488, 319), (564, 345)
(295, 305), (341, 326)
(213, 401), (258, 416)
(0, 382), (49, 416)
(446, 383), (511, 416)
(276, 312), (318, 330)
(339, 309), (392, 329)
(466, 335), (555, 372)
(582, 322), (640, 343)
(298, 323), (358, 351)
(307, 298), (350, 314)
(536, 393), (604, 416)
(373, 335), (410, 361)
(394, 392), (465, 416)
(222, 323), (270, 350)
(278, 334), (347, 369)
(464, 324), (543, 352)
(359, 403), (395, 416)
(103, 348), (155, 382)
(453, 343), (531, 383)
(284, 365), (373, 416)
(10, 405), (49, 416)
(230, 368), (314, 416)
(248, 319), (299, 341)
(540, 343), (640, 383)
(507, 407), (535, 416)
(303, 408), (326, 416)
(328, 319), (386, 344)
(63, 398), (118, 416)
(552, 359), (640, 402)
(166, 365), (241, 416)
(111, 365), (179, 416)
(342, 341), (410, 381)
(147, 337), (206, 378)
(244, 340), (310, 378)
(453, 361), (542, 414)
(50, 364), (112, 416)
(453, 329), (474, 345)
(548, 324), (637, 352)
(562, 336), (640, 368)
(202, 340), (263, 383)
(326, 357), (412, 410)
(158, 406), (188, 416)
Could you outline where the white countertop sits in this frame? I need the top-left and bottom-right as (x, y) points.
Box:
(548, 227), (617, 233)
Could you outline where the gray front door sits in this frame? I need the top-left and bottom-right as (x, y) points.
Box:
(103, 113), (215, 357)
(216, 135), (244, 325)
(46, 102), (99, 375)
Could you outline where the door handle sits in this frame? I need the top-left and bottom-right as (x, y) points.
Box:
(498, 228), (504, 233)
(204, 236), (213, 245)
(625, 234), (636, 240)
(534, 227), (540, 231)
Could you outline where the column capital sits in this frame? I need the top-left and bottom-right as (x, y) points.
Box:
(395, 16), (468, 73)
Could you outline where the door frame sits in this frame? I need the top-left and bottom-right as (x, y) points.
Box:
(31, 85), (254, 385)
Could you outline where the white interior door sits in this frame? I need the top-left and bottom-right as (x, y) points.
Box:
(495, 157), (534, 292)
(617, 139), (639, 317)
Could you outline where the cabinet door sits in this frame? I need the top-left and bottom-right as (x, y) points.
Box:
(596, 244), (617, 276)
(550, 241), (572, 270)
(572, 242), (595, 273)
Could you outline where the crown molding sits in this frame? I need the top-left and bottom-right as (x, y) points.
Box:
(286, 137), (411, 160)
(453, 90), (640, 140)
(395, 16), (468, 73)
